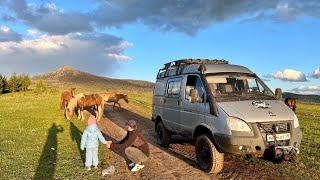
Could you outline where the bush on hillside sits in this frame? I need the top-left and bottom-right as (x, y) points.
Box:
(8, 73), (31, 92)
(0, 74), (8, 94)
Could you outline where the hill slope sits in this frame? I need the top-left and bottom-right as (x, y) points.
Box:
(33, 66), (154, 92)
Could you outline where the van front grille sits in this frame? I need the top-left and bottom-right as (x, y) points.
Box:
(257, 121), (292, 147)
(258, 122), (291, 133)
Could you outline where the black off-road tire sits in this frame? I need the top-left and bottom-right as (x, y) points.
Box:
(156, 122), (171, 147)
(195, 135), (224, 174)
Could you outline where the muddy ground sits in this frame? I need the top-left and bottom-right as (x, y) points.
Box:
(97, 105), (282, 180)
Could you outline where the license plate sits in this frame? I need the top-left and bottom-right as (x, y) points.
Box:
(267, 133), (290, 142)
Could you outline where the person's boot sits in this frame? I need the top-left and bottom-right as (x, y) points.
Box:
(131, 163), (144, 172)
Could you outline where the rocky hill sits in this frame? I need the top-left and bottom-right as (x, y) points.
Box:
(33, 66), (154, 92)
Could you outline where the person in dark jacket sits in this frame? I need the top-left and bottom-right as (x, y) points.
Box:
(106, 120), (149, 172)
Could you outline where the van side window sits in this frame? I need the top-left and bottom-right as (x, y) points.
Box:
(185, 75), (205, 102)
(166, 78), (182, 97)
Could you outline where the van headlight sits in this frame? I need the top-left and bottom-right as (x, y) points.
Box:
(293, 114), (300, 128)
(227, 116), (251, 132)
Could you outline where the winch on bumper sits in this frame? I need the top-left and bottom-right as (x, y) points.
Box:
(213, 121), (302, 159)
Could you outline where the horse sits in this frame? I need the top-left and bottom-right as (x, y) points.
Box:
(100, 92), (129, 112)
(65, 93), (85, 120)
(285, 98), (297, 112)
(66, 94), (104, 121)
(60, 88), (76, 110)
(100, 92), (116, 102)
(112, 93), (129, 111)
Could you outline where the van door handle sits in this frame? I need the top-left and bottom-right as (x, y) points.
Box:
(177, 100), (180, 106)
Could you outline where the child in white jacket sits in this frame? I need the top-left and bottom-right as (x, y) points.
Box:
(80, 115), (107, 170)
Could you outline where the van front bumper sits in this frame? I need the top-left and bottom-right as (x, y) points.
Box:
(213, 123), (302, 156)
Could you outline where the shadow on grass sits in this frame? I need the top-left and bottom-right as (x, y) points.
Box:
(70, 122), (85, 164)
(34, 123), (63, 180)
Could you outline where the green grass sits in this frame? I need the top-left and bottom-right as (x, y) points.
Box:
(0, 91), (107, 179)
(240, 102), (320, 179)
(0, 90), (320, 179)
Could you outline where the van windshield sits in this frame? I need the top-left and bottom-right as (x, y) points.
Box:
(205, 73), (276, 101)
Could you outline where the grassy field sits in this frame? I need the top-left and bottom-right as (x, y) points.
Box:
(0, 90), (152, 179)
(0, 90), (319, 179)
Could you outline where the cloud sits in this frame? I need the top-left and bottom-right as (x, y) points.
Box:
(1, 14), (17, 22)
(92, 0), (320, 35)
(3, 0), (320, 36)
(0, 25), (22, 42)
(291, 85), (320, 95)
(245, 0), (320, 22)
(0, 33), (132, 75)
(266, 69), (307, 82)
(27, 29), (41, 37)
(8, 0), (92, 35)
(92, 0), (279, 35)
(310, 68), (320, 79)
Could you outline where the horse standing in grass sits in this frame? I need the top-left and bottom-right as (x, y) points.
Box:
(60, 88), (76, 110)
(285, 98), (297, 112)
(65, 93), (85, 120)
(66, 94), (104, 121)
(100, 93), (129, 112)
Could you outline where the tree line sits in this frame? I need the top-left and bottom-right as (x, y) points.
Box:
(0, 73), (31, 94)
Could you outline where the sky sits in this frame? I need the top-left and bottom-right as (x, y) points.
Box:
(0, 0), (319, 94)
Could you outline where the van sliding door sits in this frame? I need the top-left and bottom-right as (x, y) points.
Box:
(162, 77), (182, 132)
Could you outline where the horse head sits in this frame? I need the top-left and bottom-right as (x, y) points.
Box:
(65, 93), (85, 120)
(285, 98), (297, 112)
(71, 87), (76, 97)
(65, 98), (77, 120)
(124, 94), (129, 103)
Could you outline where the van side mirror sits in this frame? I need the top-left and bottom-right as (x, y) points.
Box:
(275, 88), (282, 100)
(190, 89), (200, 103)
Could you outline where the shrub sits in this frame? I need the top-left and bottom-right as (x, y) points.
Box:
(0, 74), (8, 94)
(8, 73), (31, 92)
(19, 74), (31, 91)
(34, 79), (47, 93)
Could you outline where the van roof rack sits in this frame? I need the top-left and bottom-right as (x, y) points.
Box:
(163, 58), (228, 68)
(157, 58), (229, 79)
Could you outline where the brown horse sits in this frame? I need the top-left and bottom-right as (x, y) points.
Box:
(66, 94), (104, 121)
(60, 88), (76, 109)
(285, 98), (297, 112)
(64, 93), (84, 120)
(100, 92), (129, 112)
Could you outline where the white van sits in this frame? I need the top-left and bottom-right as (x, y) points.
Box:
(152, 59), (302, 173)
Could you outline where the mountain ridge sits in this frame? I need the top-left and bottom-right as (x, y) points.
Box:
(33, 65), (154, 92)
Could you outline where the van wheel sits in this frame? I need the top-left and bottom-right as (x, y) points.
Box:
(195, 135), (224, 174)
(156, 122), (171, 147)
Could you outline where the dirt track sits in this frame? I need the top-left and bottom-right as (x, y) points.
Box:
(97, 104), (281, 180)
